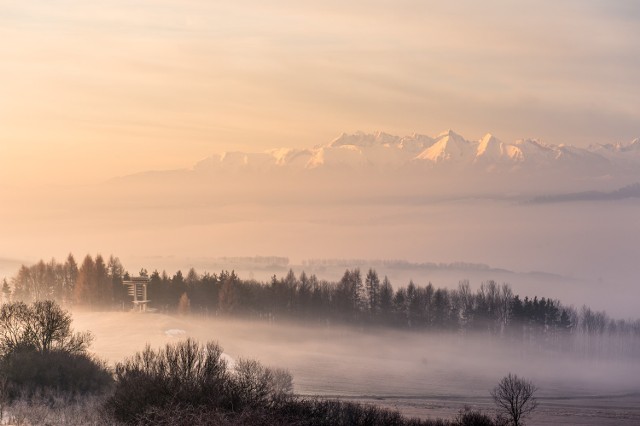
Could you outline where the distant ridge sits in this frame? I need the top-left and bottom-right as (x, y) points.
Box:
(527, 183), (640, 204)
(193, 130), (639, 173)
(108, 130), (640, 199)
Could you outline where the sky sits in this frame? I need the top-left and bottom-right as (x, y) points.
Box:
(0, 1), (639, 318)
(1, 0), (640, 185)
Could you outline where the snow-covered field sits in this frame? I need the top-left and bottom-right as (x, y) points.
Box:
(73, 311), (640, 425)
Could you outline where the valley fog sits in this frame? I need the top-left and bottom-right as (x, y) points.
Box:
(73, 311), (640, 425)
(3, 191), (638, 317)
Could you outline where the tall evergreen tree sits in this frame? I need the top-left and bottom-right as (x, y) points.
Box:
(95, 254), (111, 307)
(365, 268), (380, 317)
(108, 255), (125, 306)
(63, 254), (79, 305)
(1, 278), (10, 303)
(74, 255), (96, 307)
(379, 276), (394, 322)
(336, 269), (364, 320)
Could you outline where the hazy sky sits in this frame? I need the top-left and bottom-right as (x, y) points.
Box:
(1, 0), (640, 184)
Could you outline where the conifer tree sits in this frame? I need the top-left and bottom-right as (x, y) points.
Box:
(365, 268), (380, 316)
(1, 278), (10, 303)
(74, 255), (96, 307)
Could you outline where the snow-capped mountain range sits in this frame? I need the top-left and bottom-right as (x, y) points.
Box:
(193, 130), (640, 173)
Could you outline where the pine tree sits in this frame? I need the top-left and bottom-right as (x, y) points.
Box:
(218, 274), (237, 314)
(337, 269), (364, 320)
(186, 268), (199, 286)
(379, 276), (394, 321)
(365, 268), (380, 317)
(95, 254), (111, 307)
(108, 256), (125, 305)
(1, 278), (11, 303)
(74, 255), (96, 307)
(63, 255), (79, 305)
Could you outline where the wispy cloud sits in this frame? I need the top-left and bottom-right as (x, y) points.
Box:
(1, 1), (639, 184)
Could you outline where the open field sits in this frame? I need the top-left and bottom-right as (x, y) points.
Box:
(73, 311), (640, 425)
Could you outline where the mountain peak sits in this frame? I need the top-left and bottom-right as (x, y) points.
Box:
(415, 130), (474, 162)
(328, 131), (401, 149)
(476, 133), (504, 159)
(624, 138), (640, 152)
(480, 133), (497, 143)
(192, 130), (640, 174)
(435, 129), (464, 140)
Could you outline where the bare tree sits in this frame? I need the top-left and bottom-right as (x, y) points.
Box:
(28, 300), (93, 353)
(0, 301), (92, 356)
(0, 302), (31, 353)
(491, 373), (538, 426)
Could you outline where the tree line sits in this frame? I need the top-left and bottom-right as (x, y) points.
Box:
(3, 254), (125, 309)
(3, 255), (640, 354)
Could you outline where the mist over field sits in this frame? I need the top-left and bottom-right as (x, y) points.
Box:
(71, 311), (640, 425)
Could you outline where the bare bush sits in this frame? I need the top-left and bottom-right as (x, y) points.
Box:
(229, 359), (294, 411)
(106, 339), (229, 423)
(453, 406), (510, 426)
(106, 338), (293, 424)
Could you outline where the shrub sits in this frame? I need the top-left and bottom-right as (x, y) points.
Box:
(1, 349), (112, 400)
(254, 398), (449, 426)
(0, 301), (111, 402)
(105, 338), (293, 424)
(132, 403), (228, 426)
(229, 358), (293, 410)
(453, 406), (496, 426)
(128, 397), (451, 426)
(106, 339), (229, 423)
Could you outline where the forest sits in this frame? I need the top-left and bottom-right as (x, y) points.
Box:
(4, 253), (639, 359)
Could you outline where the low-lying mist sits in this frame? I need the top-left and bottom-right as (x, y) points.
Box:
(2, 185), (638, 317)
(72, 311), (640, 423)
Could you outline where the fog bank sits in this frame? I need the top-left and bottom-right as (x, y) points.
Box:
(73, 312), (640, 425)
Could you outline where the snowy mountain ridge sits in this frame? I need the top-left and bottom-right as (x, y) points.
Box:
(193, 130), (640, 173)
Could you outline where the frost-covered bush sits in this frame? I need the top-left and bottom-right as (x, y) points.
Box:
(105, 338), (293, 424)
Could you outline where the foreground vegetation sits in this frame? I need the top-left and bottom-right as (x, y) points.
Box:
(0, 301), (537, 425)
(0, 301), (111, 402)
(104, 338), (447, 426)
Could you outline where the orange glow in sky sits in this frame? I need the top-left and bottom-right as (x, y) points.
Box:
(1, 0), (639, 185)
